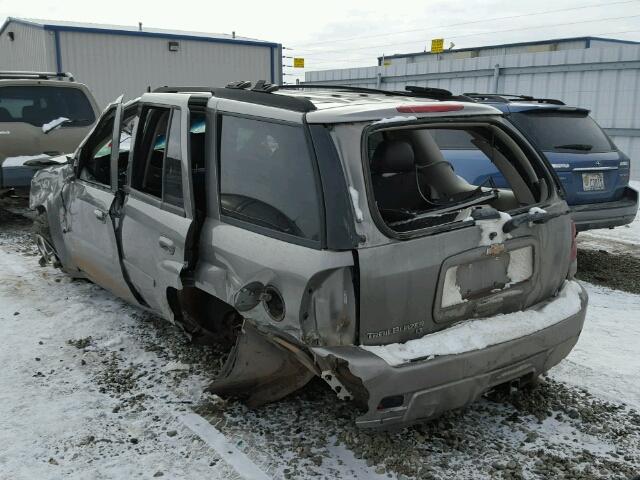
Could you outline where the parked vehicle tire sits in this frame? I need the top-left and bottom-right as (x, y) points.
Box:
(32, 210), (61, 268)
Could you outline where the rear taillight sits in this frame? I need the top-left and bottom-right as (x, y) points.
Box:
(570, 221), (577, 262)
(396, 103), (464, 113)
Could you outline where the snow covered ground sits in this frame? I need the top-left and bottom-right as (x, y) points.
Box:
(1, 204), (640, 479)
(550, 283), (640, 410)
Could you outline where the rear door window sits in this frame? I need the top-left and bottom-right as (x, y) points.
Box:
(163, 110), (183, 208)
(218, 115), (321, 243)
(131, 107), (171, 199)
(130, 106), (187, 213)
(0, 86), (95, 127)
(509, 111), (614, 153)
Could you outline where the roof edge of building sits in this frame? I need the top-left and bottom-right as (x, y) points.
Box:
(0, 16), (281, 49)
(377, 36), (640, 61)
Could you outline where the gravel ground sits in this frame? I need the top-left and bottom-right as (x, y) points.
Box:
(576, 248), (640, 295)
(1, 201), (640, 479)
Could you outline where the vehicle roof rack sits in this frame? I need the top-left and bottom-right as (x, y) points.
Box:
(464, 93), (565, 105)
(0, 71), (75, 81)
(281, 83), (474, 102)
(152, 82), (317, 113)
(151, 81), (469, 114)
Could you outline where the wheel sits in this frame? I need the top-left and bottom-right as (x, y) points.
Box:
(32, 210), (61, 268)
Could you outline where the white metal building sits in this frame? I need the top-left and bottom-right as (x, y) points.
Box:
(0, 17), (282, 107)
(306, 37), (640, 180)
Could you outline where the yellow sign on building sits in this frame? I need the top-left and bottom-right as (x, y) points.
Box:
(430, 38), (444, 53)
(293, 57), (305, 68)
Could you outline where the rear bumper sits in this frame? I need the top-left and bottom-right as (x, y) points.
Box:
(571, 186), (638, 232)
(313, 282), (588, 430)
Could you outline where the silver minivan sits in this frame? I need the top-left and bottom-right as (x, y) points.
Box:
(30, 83), (588, 429)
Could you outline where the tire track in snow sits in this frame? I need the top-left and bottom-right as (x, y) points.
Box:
(179, 413), (272, 480)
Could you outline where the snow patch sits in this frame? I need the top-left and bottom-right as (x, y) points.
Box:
(441, 266), (466, 308)
(506, 246), (533, 286)
(371, 115), (418, 125)
(529, 206), (547, 215)
(2, 154), (52, 167)
(41, 116), (69, 133)
(348, 186), (364, 222)
(162, 360), (190, 372)
(476, 211), (512, 246)
(362, 280), (584, 366)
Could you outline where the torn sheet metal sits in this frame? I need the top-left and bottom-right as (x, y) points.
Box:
(207, 320), (316, 408)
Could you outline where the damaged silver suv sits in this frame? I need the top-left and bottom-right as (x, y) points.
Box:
(30, 82), (588, 429)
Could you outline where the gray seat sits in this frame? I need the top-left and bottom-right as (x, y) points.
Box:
(371, 140), (428, 211)
(0, 107), (13, 122)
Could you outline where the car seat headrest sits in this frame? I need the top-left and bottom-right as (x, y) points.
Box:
(371, 140), (415, 174)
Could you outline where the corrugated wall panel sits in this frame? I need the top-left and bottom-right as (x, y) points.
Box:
(58, 31), (275, 107)
(307, 44), (640, 180)
(0, 22), (54, 70)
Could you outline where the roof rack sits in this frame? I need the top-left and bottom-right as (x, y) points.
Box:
(153, 82), (317, 113)
(151, 81), (465, 114)
(0, 71), (75, 81)
(464, 93), (565, 105)
(281, 83), (462, 101)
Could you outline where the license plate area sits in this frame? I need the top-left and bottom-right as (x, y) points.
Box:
(435, 239), (537, 324)
(582, 172), (605, 191)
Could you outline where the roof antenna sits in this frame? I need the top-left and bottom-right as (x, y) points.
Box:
(138, 22), (143, 31)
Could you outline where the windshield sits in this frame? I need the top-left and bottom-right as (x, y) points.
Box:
(0, 85), (95, 127)
(509, 111), (614, 153)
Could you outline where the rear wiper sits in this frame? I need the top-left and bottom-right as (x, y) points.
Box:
(554, 143), (592, 151)
(502, 209), (569, 233)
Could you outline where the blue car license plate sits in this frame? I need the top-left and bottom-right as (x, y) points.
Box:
(582, 172), (605, 191)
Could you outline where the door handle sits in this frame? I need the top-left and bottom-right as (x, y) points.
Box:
(158, 236), (176, 255)
(93, 209), (107, 222)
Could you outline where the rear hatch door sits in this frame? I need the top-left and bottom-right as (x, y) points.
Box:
(358, 206), (572, 346)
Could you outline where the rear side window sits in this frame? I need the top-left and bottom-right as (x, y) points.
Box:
(509, 111), (614, 153)
(131, 106), (186, 212)
(0, 86), (95, 127)
(131, 107), (170, 198)
(219, 115), (321, 242)
(163, 110), (183, 208)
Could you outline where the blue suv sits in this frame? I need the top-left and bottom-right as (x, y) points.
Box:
(438, 93), (638, 232)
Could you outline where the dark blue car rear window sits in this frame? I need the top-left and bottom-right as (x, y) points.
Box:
(509, 111), (614, 153)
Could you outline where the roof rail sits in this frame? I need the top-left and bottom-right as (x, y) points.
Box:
(279, 84), (399, 96)
(282, 83), (471, 102)
(152, 82), (317, 113)
(464, 92), (565, 105)
(0, 71), (75, 81)
(151, 81), (470, 114)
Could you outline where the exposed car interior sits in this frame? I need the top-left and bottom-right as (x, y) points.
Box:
(368, 125), (543, 232)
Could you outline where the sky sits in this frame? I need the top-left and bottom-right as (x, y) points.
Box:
(1, 0), (639, 82)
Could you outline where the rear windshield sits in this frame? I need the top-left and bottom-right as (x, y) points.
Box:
(366, 123), (542, 234)
(509, 111), (614, 153)
(0, 85), (95, 127)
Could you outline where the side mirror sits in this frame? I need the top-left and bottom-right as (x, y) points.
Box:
(42, 117), (71, 134)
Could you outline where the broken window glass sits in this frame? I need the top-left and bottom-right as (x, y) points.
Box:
(367, 125), (538, 233)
